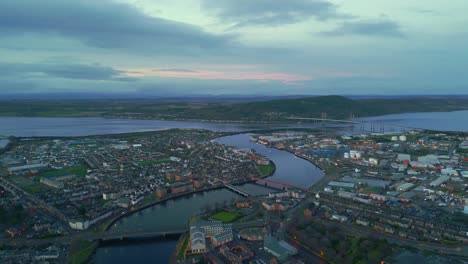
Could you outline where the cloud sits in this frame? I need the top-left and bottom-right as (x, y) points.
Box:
(153, 68), (198, 73)
(0, 62), (133, 81)
(120, 67), (313, 84)
(0, 0), (233, 54)
(202, 0), (345, 27)
(319, 18), (405, 38)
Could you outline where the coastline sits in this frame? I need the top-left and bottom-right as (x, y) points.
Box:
(1, 108), (468, 124)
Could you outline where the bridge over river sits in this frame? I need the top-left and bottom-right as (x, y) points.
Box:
(287, 116), (422, 132)
(0, 220), (265, 247)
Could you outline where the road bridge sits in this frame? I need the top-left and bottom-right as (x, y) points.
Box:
(0, 220), (266, 247)
(225, 184), (251, 197)
(253, 178), (309, 192)
(287, 117), (421, 132)
(0, 227), (188, 247)
(94, 228), (187, 241)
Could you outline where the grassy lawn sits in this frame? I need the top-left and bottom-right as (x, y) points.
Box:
(178, 236), (189, 260)
(40, 165), (87, 178)
(143, 193), (158, 204)
(457, 148), (468, 154)
(12, 176), (47, 194)
(139, 159), (172, 166)
(23, 183), (46, 193)
(211, 210), (242, 223)
(258, 163), (275, 176)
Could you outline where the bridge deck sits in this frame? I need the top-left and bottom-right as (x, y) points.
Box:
(287, 117), (421, 130)
(225, 184), (250, 197)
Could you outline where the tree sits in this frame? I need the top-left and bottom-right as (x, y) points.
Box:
(78, 206), (86, 216)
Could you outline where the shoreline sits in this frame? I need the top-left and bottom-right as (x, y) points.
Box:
(1, 108), (468, 123)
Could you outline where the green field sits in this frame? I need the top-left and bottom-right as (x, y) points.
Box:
(457, 148), (468, 154)
(11, 176), (47, 194)
(211, 210), (242, 223)
(178, 236), (189, 260)
(258, 163), (275, 176)
(40, 165), (87, 178)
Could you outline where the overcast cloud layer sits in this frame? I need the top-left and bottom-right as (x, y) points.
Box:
(0, 0), (467, 96)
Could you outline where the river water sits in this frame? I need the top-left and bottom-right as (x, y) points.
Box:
(358, 110), (468, 132)
(0, 111), (467, 263)
(1, 110), (467, 137)
(214, 133), (324, 187)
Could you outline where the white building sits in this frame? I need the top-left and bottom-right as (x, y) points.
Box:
(190, 220), (233, 253)
(190, 227), (206, 253)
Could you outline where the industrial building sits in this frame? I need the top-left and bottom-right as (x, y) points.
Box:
(8, 163), (48, 174)
(39, 177), (64, 189)
(263, 235), (297, 262)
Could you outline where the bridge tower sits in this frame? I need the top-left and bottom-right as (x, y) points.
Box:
(349, 113), (355, 131)
(321, 112), (327, 119)
(320, 112), (327, 127)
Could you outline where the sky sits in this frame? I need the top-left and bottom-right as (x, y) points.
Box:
(1, 0), (467, 97)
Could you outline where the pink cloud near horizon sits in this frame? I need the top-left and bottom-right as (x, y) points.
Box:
(119, 67), (314, 84)
(117, 65), (397, 86)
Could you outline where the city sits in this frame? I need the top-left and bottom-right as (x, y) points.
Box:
(1, 125), (467, 263)
(1, 0), (468, 263)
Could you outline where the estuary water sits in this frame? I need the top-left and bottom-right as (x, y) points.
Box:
(359, 110), (468, 132)
(0, 117), (318, 137)
(0, 110), (467, 138)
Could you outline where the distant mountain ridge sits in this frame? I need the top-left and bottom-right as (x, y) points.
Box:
(0, 95), (467, 121)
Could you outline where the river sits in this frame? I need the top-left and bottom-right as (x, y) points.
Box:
(1, 110), (467, 137)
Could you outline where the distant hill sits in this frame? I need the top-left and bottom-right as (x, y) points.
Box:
(0, 95), (467, 121)
(167, 95), (468, 121)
